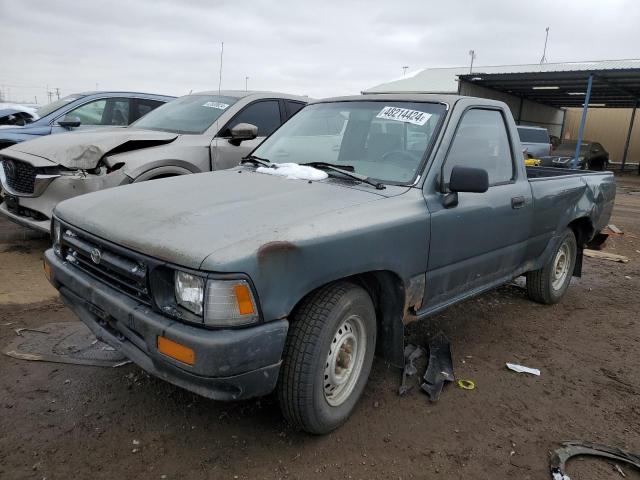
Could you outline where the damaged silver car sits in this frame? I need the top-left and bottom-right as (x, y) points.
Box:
(0, 90), (308, 232)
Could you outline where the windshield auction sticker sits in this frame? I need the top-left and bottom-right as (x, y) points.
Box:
(202, 101), (230, 109)
(376, 106), (431, 126)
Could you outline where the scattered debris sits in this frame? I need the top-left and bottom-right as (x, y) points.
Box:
(506, 363), (540, 376)
(456, 379), (475, 390)
(614, 464), (626, 478)
(550, 441), (640, 480)
(15, 327), (48, 337)
(607, 224), (624, 235)
(398, 344), (425, 396)
(421, 332), (454, 401)
(583, 249), (629, 263)
(2, 322), (129, 367)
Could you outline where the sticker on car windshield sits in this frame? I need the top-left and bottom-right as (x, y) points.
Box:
(201, 101), (230, 110)
(376, 106), (431, 126)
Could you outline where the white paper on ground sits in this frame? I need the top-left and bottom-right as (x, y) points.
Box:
(506, 362), (541, 376)
(552, 471), (570, 480)
(256, 163), (328, 181)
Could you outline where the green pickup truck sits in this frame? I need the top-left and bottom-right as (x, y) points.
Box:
(44, 94), (615, 434)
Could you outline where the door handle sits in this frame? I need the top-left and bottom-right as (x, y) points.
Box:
(511, 196), (526, 209)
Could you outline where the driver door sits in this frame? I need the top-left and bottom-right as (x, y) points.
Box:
(422, 107), (534, 310)
(210, 99), (284, 171)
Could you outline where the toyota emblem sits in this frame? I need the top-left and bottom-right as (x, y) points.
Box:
(90, 248), (102, 265)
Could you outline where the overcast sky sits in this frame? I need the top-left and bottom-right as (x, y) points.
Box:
(2, 0), (639, 104)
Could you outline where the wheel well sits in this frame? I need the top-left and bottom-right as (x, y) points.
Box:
(149, 174), (178, 180)
(568, 217), (594, 247)
(291, 271), (407, 369)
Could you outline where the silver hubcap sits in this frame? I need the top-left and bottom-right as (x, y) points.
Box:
(552, 241), (571, 290)
(323, 315), (367, 407)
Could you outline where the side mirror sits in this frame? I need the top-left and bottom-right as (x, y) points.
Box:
(449, 165), (489, 193)
(58, 115), (81, 128)
(229, 122), (258, 146)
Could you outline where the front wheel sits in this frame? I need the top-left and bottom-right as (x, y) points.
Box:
(277, 282), (376, 434)
(526, 228), (577, 304)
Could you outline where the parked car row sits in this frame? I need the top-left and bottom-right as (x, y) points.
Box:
(28, 92), (614, 434)
(0, 90), (307, 231)
(516, 125), (610, 170)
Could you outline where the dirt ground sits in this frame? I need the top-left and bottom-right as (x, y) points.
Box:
(1, 175), (639, 480)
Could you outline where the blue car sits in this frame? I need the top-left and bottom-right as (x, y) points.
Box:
(0, 91), (175, 149)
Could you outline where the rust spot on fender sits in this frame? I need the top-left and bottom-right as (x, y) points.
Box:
(257, 241), (298, 262)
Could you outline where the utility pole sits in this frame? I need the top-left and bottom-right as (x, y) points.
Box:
(468, 50), (476, 74)
(218, 41), (224, 95)
(55, 87), (60, 100)
(245, 76), (249, 91)
(540, 27), (549, 64)
(402, 66), (409, 77)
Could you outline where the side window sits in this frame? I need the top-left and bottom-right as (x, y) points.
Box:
(65, 99), (107, 125)
(106, 99), (130, 126)
(225, 100), (281, 137)
(133, 99), (164, 121)
(285, 100), (305, 119)
(444, 109), (514, 185)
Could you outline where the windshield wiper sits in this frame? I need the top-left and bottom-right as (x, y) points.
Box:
(241, 155), (271, 168)
(301, 162), (386, 190)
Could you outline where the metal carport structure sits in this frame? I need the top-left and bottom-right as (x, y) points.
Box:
(457, 60), (640, 173)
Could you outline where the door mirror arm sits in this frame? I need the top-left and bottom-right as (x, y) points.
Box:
(228, 122), (258, 146)
(441, 165), (489, 208)
(58, 115), (82, 129)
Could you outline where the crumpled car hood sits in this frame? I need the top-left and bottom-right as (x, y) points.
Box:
(55, 169), (386, 270)
(5, 128), (178, 169)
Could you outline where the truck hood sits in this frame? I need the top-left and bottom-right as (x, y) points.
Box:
(5, 128), (178, 169)
(55, 168), (387, 270)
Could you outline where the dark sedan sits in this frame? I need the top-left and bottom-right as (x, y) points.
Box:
(547, 140), (609, 170)
(0, 91), (174, 150)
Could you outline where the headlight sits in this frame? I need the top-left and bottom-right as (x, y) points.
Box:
(174, 271), (204, 315)
(204, 279), (258, 327)
(52, 218), (62, 256)
(173, 272), (259, 327)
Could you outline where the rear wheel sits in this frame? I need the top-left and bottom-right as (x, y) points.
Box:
(526, 228), (577, 304)
(277, 282), (376, 434)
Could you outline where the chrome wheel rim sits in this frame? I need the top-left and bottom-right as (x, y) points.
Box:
(323, 315), (367, 407)
(552, 241), (571, 290)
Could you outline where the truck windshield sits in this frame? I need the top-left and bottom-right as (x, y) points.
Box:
(252, 101), (446, 184)
(131, 95), (238, 134)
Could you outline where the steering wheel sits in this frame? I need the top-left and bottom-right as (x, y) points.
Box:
(382, 150), (417, 163)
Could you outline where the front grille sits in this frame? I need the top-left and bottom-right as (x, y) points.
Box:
(2, 158), (36, 194)
(62, 227), (151, 305)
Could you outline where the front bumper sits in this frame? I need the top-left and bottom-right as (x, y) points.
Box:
(44, 249), (289, 401)
(0, 201), (50, 232)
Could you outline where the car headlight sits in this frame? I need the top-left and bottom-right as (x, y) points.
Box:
(204, 279), (258, 327)
(174, 271), (204, 315)
(52, 218), (62, 256)
(173, 272), (259, 327)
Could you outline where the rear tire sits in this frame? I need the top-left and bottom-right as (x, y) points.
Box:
(526, 228), (577, 304)
(277, 282), (376, 434)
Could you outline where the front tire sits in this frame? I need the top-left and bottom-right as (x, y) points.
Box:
(526, 228), (577, 304)
(277, 282), (377, 434)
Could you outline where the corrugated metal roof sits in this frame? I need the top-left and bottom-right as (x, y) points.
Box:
(364, 59), (640, 94)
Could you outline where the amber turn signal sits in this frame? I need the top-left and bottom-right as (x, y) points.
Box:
(234, 283), (255, 315)
(157, 336), (195, 365)
(43, 259), (53, 282)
